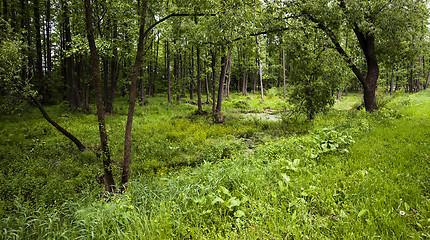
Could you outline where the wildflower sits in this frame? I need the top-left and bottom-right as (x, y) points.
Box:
(154, 219), (157, 223)
(399, 211), (406, 215)
(130, 206), (134, 210)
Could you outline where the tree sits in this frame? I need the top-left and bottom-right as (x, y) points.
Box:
(85, 0), (116, 192)
(278, 0), (429, 112)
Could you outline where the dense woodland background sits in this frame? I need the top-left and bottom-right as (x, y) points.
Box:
(1, 0), (430, 238)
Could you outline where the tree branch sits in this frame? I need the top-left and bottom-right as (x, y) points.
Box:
(143, 13), (216, 39)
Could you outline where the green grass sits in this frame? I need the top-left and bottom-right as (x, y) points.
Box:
(1, 90), (430, 239)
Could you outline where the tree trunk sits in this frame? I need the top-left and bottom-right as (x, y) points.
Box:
(242, 53), (247, 96)
(425, 68), (430, 90)
(216, 46), (232, 119)
(148, 40), (153, 97)
(34, 0), (43, 84)
(211, 50), (217, 113)
(167, 40), (172, 104)
(226, 54), (231, 99)
(282, 48), (286, 99)
(196, 45), (202, 111)
(108, 22), (118, 113)
(417, 56), (422, 92)
(189, 47), (194, 100)
(122, 0), (148, 188)
(64, 1), (76, 110)
(256, 36), (264, 101)
(205, 61), (210, 103)
(103, 58), (110, 112)
(31, 96), (86, 151)
(390, 69), (395, 96)
(85, 0), (116, 192)
(46, 0), (52, 78)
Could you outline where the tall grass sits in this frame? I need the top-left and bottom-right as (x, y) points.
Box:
(1, 90), (430, 239)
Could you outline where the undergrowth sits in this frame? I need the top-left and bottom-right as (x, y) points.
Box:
(1, 90), (430, 239)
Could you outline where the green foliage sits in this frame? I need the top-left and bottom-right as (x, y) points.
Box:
(2, 91), (430, 239)
(0, 18), (35, 113)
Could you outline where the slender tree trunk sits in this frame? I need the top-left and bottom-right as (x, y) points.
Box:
(205, 61), (210, 103)
(425, 68), (430, 90)
(148, 40), (153, 96)
(226, 54), (231, 99)
(390, 69), (395, 96)
(167, 40), (172, 104)
(64, 1), (76, 110)
(46, 0), (52, 78)
(408, 63), (414, 93)
(282, 48), (286, 99)
(253, 62), (257, 94)
(216, 46), (232, 119)
(85, 0), (116, 192)
(122, 0), (148, 188)
(103, 58), (110, 112)
(211, 50), (217, 113)
(197, 45), (202, 111)
(417, 56), (422, 92)
(153, 32), (160, 96)
(256, 36), (264, 101)
(31, 96), (86, 151)
(74, 56), (82, 109)
(189, 47), (194, 100)
(108, 22), (118, 113)
(34, 0), (43, 83)
(242, 53), (247, 96)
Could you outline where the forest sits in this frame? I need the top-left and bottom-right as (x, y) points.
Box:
(1, 0), (430, 238)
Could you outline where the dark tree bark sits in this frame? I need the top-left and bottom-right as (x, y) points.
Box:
(425, 68), (430, 90)
(63, 1), (77, 110)
(225, 54), (231, 99)
(167, 40), (172, 104)
(121, 0), (148, 188)
(148, 40), (154, 97)
(197, 45), (202, 111)
(152, 32), (160, 96)
(215, 46), (232, 119)
(390, 69), (395, 96)
(417, 56), (422, 92)
(46, 0), (52, 78)
(174, 47), (180, 100)
(32, 96), (86, 151)
(305, 4), (379, 112)
(108, 21), (118, 113)
(204, 61), (210, 103)
(189, 47), (195, 100)
(103, 58), (111, 112)
(211, 50), (217, 113)
(256, 36), (264, 101)
(85, 0), (116, 192)
(282, 48), (286, 99)
(242, 53), (247, 96)
(34, 0), (43, 83)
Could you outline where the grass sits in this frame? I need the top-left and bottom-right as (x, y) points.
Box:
(1, 89), (430, 239)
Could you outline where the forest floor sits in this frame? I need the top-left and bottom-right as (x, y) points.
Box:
(1, 88), (429, 239)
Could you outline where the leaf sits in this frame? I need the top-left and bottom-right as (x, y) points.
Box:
(234, 210), (245, 218)
(211, 197), (224, 205)
(340, 210), (348, 218)
(358, 209), (368, 218)
(227, 197), (241, 209)
(220, 186), (231, 196)
(404, 202), (410, 211)
(193, 196), (206, 204)
(281, 173), (290, 183)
